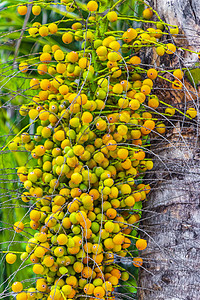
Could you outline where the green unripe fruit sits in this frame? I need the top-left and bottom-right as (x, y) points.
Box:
(47, 276), (55, 283)
(80, 124), (90, 134)
(113, 223), (120, 233)
(76, 249), (86, 260)
(66, 149), (74, 158)
(67, 63), (75, 73)
(120, 199), (126, 208)
(97, 213), (106, 222)
(67, 266), (76, 275)
(61, 256), (70, 266)
(79, 278), (87, 288)
(74, 65), (82, 76)
(20, 252), (29, 261)
(88, 211), (96, 221)
(36, 125), (43, 134)
(72, 225), (81, 234)
(91, 222), (100, 233)
(28, 172), (38, 182)
(64, 146), (71, 154)
(54, 225), (62, 234)
(59, 103), (66, 112)
(44, 139), (54, 150)
(43, 174), (51, 184)
(41, 120), (50, 127)
(94, 207), (101, 214)
(121, 271), (129, 281)
(42, 267), (49, 275)
(75, 30), (83, 41)
(83, 71), (93, 81)
(67, 129), (76, 139)
(130, 118), (138, 125)
(96, 89), (106, 99)
(69, 117), (80, 128)
(79, 183), (87, 192)
(59, 267), (68, 275)
(100, 229), (109, 239)
(105, 266), (112, 273)
(43, 154), (52, 162)
(67, 237), (75, 248)
(8, 142), (18, 151)
(156, 22), (165, 30)
(93, 278), (103, 286)
(52, 165), (57, 175)
(93, 235), (100, 243)
(62, 285), (72, 295)
(94, 39), (102, 49)
(68, 255), (76, 264)
(95, 167), (104, 177)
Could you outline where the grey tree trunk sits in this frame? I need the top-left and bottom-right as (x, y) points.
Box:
(138, 1), (200, 299)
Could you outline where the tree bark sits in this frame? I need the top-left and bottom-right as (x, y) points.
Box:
(138, 1), (200, 299)
(146, 0), (200, 64)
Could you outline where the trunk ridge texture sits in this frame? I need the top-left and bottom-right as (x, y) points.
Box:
(138, 1), (200, 299)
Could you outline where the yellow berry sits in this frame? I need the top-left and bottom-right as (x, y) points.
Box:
(39, 26), (49, 37)
(62, 32), (73, 44)
(133, 257), (143, 267)
(173, 69), (183, 80)
(57, 234), (68, 245)
(54, 49), (64, 61)
(107, 11), (118, 22)
(6, 253), (17, 264)
(170, 27), (179, 35)
(19, 62), (28, 73)
(48, 23), (58, 34)
(13, 221), (24, 233)
(143, 8), (153, 19)
(40, 52), (51, 63)
(32, 5), (41, 16)
(186, 107), (197, 118)
(147, 68), (158, 80)
(156, 46), (165, 56)
(17, 5), (27, 15)
(87, 1), (98, 12)
(166, 43), (176, 54)
(136, 239), (147, 250)
(12, 282), (23, 293)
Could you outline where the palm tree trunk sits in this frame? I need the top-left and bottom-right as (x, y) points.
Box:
(138, 1), (200, 299)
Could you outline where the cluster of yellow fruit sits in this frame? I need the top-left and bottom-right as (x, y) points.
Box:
(7, 1), (198, 300)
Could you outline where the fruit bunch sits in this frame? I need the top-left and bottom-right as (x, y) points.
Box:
(5, 1), (198, 300)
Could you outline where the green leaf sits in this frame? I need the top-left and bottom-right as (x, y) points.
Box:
(185, 66), (200, 87)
